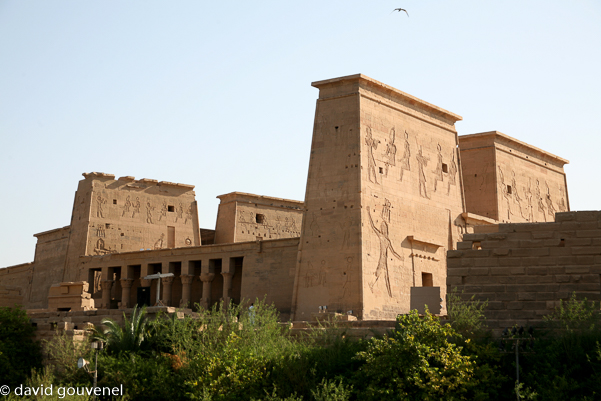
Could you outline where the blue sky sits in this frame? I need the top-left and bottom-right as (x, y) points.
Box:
(1, 0), (600, 267)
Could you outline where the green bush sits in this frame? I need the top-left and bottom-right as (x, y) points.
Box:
(0, 306), (42, 388)
(354, 310), (477, 401)
(447, 288), (489, 336)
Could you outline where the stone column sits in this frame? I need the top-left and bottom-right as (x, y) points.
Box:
(222, 272), (234, 306)
(101, 280), (113, 309)
(180, 274), (194, 308)
(140, 263), (152, 287)
(161, 276), (174, 306)
(200, 273), (215, 309)
(120, 279), (133, 309)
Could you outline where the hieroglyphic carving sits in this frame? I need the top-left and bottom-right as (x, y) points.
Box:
(511, 171), (526, 219)
(96, 224), (105, 237)
(122, 196), (131, 217)
(132, 197), (141, 218)
(340, 256), (353, 299)
(383, 127), (397, 177)
(381, 198), (391, 223)
(526, 178), (534, 222)
(399, 131), (411, 182)
(433, 144), (444, 192)
(365, 127), (380, 184)
(545, 182), (556, 218)
(367, 209), (403, 297)
(339, 220), (352, 250)
(535, 179), (546, 221)
(318, 260), (327, 286)
(96, 195), (107, 218)
(185, 237), (192, 245)
(447, 149), (458, 195)
(238, 210), (246, 223)
(153, 233), (165, 249)
(416, 146), (430, 199)
(498, 167), (513, 220)
(304, 261), (318, 288)
(159, 202), (167, 221)
(309, 212), (321, 239)
(146, 202), (154, 224)
(558, 185), (567, 212)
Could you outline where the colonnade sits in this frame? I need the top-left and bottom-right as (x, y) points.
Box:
(98, 256), (242, 309)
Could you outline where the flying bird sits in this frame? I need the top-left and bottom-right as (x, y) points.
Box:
(391, 7), (409, 17)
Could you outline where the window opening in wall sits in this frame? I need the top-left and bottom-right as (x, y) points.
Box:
(113, 199), (117, 204)
(472, 241), (482, 250)
(256, 214), (265, 224)
(379, 167), (384, 174)
(422, 273), (433, 287)
(168, 205), (174, 212)
(105, 223), (111, 229)
(507, 185), (512, 194)
(559, 238), (565, 247)
(442, 163), (448, 173)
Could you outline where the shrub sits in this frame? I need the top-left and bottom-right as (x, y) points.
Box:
(354, 310), (477, 401)
(447, 288), (488, 336)
(0, 306), (42, 388)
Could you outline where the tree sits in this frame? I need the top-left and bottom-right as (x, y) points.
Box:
(92, 305), (152, 354)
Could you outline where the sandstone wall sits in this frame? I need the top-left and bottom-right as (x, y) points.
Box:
(447, 211), (601, 333)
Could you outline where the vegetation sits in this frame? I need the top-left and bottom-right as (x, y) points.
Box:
(3, 294), (601, 400)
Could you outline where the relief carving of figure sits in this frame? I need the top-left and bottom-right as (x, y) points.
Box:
(122, 196), (131, 217)
(383, 127), (397, 177)
(239, 210), (247, 223)
(365, 127), (380, 184)
(511, 171), (526, 219)
(399, 131), (411, 182)
(433, 144), (444, 192)
(153, 233), (165, 250)
(447, 149), (458, 195)
(545, 182), (556, 218)
(526, 178), (534, 222)
(96, 225), (105, 237)
(185, 204), (193, 224)
(381, 198), (392, 223)
(175, 203), (183, 222)
(535, 179), (546, 222)
(558, 185), (567, 212)
(367, 209), (403, 297)
(146, 202), (154, 224)
(304, 261), (318, 288)
(132, 197), (141, 218)
(318, 260), (327, 286)
(499, 167), (513, 220)
(416, 146), (430, 199)
(159, 202), (167, 221)
(96, 195), (107, 218)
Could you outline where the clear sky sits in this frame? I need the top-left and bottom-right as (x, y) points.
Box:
(1, 0), (599, 267)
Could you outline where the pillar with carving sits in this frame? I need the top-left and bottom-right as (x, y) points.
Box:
(101, 280), (113, 309)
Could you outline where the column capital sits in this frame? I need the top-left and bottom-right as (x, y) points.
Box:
(120, 278), (134, 288)
(180, 274), (194, 284)
(200, 273), (215, 283)
(161, 276), (175, 285)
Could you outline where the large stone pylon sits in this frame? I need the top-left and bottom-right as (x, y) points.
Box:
(291, 74), (465, 320)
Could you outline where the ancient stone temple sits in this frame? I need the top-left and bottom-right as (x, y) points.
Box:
(0, 74), (572, 325)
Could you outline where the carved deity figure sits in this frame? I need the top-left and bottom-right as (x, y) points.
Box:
(367, 209), (403, 298)
(146, 202), (154, 224)
(399, 131), (411, 182)
(122, 196), (131, 217)
(558, 185), (567, 212)
(535, 180), (546, 222)
(365, 127), (380, 184)
(153, 233), (165, 250)
(526, 178), (534, 222)
(447, 149), (458, 195)
(132, 197), (141, 218)
(545, 182), (556, 218)
(433, 144), (444, 192)
(383, 127), (397, 177)
(304, 261), (318, 288)
(185, 204), (193, 224)
(176, 203), (183, 222)
(416, 146), (430, 199)
(381, 198), (392, 223)
(159, 202), (167, 221)
(511, 171), (526, 219)
(96, 195), (107, 218)
(499, 167), (513, 220)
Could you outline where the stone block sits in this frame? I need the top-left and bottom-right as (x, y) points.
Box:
(493, 248), (510, 256)
(517, 293), (536, 301)
(565, 266), (591, 274)
(490, 267), (513, 276)
(469, 268), (489, 276)
(512, 248), (550, 257)
(447, 268), (469, 276)
(499, 258), (524, 267)
(573, 247), (601, 256)
(532, 231), (556, 239)
(507, 302), (523, 310)
(576, 230), (601, 238)
(526, 267), (548, 275)
(555, 275), (571, 283)
(555, 212), (577, 222)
